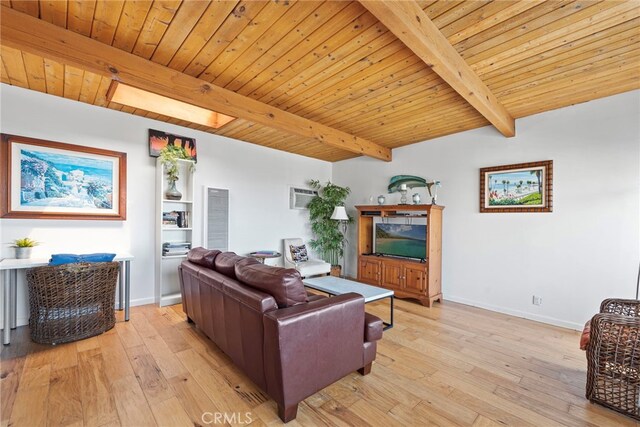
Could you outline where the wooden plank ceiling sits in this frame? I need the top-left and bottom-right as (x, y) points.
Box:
(1, 1), (639, 162)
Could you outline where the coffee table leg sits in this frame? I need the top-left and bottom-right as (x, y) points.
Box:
(383, 296), (394, 331)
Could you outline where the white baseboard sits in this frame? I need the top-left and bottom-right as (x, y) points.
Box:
(445, 295), (583, 331)
(130, 296), (156, 307)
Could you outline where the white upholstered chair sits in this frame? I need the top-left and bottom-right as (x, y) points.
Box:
(283, 238), (331, 278)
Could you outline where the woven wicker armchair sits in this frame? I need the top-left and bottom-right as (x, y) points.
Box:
(586, 298), (640, 420)
(26, 262), (120, 345)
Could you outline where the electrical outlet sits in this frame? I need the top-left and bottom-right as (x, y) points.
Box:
(532, 295), (543, 306)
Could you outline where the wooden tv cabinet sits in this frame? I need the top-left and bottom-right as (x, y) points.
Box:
(356, 204), (443, 307)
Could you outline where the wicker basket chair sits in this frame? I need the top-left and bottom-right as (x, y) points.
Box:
(586, 298), (640, 420)
(26, 262), (120, 345)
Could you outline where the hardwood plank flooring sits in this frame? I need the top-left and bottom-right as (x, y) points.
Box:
(1, 300), (637, 427)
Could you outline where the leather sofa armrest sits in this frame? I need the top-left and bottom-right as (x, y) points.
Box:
(265, 292), (363, 323)
(364, 312), (383, 342)
(263, 293), (366, 412)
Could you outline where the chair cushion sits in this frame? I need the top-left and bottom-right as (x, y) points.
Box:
(235, 262), (307, 308)
(289, 244), (309, 262)
(187, 247), (220, 269)
(580, 320), (591, 350)
(214, 252), (246, 279)
(296, 259), (331, 277)
(49, 253), (116, 266)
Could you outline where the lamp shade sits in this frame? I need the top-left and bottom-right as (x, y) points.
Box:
(330, 206), (349, 221)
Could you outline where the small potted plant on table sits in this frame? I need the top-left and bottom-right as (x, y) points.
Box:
(11, 238), (39, 259)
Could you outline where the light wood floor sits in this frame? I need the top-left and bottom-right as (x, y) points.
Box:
(1, 299), (637, 427)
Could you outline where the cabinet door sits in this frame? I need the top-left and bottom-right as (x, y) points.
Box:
(359, 259), (381, 285)
(382, 261), (403, 289)
(403, 264), (427, 295)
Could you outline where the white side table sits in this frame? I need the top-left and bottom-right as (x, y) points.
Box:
(0, 254), (133, 345)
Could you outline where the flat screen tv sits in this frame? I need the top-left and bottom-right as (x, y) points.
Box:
(374, 223), (427, 260)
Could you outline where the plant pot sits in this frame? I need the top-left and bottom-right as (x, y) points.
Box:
(15, 247), (32, 259)
(330, 265), (342, 277)
(165, 180), (182, 200)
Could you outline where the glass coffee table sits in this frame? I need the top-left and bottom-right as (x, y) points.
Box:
(302, 276), (394, 330)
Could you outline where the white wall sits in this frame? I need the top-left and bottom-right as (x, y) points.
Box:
(0, 84), (331, 327)
(334, 91), (640, 329)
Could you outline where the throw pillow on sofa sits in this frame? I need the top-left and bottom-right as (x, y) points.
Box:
(289, 244), (309, 263)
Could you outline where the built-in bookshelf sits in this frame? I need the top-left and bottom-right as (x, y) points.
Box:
(156, 158), (194, 307)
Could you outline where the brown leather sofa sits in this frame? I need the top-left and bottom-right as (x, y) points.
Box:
(179, 247), (383, 422)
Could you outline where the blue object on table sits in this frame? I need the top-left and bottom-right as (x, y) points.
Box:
(49, 253), (116, 266)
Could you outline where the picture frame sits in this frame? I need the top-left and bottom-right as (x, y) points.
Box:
(149, 129), (197, 162)
(480, 160), (553, 213)
(1, 134), (127, 220)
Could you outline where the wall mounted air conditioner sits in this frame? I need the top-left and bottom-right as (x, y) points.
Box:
(289, 187), (318, 210)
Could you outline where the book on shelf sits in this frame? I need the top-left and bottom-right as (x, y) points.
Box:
(163, 242), (191, 248)
(163, 250), (190, 256)
(162, 210), (190, 228)
(162, 242), (191, 256)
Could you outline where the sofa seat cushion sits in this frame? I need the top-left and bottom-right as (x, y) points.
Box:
(215, 252), (246, 279)
(236, 262), (307, 308)
(187, 247), (221, 269)
(296, 259), (331, 277)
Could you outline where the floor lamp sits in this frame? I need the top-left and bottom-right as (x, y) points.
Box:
(331, 206), (349, 278)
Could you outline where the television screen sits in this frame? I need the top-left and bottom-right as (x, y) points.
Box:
(375, 223), (427, 259)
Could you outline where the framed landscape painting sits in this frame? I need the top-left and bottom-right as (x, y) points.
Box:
(1, 134), (127, 220)
(149, 129), (197, 161)
(480, 160), (553, 213)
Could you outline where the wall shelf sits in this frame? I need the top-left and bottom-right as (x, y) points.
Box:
(162, 254), (188, 260)
(162, 199), (193, 204)
(156, 158), (195, 307)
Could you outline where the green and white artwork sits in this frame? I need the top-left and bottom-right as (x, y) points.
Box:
(487, 167), (544, 206)
(480, 160), (553, 213)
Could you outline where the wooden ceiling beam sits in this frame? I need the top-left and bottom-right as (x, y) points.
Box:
(359, 0), (515, 137)
(0, 8), (391, 161)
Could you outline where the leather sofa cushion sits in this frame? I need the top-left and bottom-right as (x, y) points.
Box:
(235, 257), (262, 273)
(214, 252), (246, 279)
(236, 262), (307, 308)
(187, 247), (221, 269)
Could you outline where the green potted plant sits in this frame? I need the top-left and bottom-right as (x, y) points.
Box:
(307, 180), (352, 276)
(159, 145), (194, 200)
(11, 237), (39, 259)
